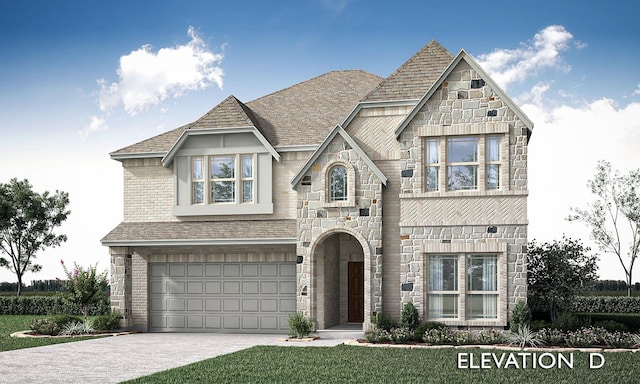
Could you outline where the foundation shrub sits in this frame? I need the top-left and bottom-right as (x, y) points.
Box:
(422, 327), (455, 345)
(476, 329), (506, 344)
(365, 328), (392, 343)
(413, 322), (447, 342)
(400, 302), (420, 330)
(510, 300), (532, 332)
(29, 318), (61, 336)
(391, 327), (413, 344)
(91, 310), (122, 331)
(552, 312), (588, 331)
(535, 328), (566, 346)
(371, 313), (399, 332)
(288, 312), (314, 339)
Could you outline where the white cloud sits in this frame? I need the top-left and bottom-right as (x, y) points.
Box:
(633, 84), (640, 96)
(98, 26), (224, 116)
(78, 115), (108, 139)
(476, 25), (576, 91)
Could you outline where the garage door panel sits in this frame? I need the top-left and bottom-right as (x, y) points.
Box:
(150, 262), (295, 333)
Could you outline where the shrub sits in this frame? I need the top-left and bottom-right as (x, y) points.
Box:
(0, 295), (109, 316)
(535, 328), (566, 346)
(29, 318), (61, 336)
(372, 312), (399, 331)
(477, 329), (506, 345)
(552, 312), (588, 331)
(49, 314), (82, 328)
(60, 321), (94, 336)
(565, 327), (607, 347)
(422, 327), (455, 345)
(575, 313), (640, 332)
(400, 302), (420, 330)
(288, 312), (314, 339)
(572, 296), (640, 313)
(507, 325), (544, 348)
(602, 331), (636, 348)
(365, 328), (392, 343)
(91, 310), (122, 331)
(453, 330), (475, 345)
(530, 320), (552, 331)
(413, 322), (446, 342)
(510, 300), (532, 332)
(391, 327), (413, 344)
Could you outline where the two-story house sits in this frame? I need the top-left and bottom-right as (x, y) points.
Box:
(102, 40), (532, 333)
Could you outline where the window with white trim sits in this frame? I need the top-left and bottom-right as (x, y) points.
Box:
(427, 254), (498, 321)
(189, 154), (255, 205)
(423, 135), (503, 192)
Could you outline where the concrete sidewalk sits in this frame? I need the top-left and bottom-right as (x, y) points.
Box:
(0, 332), (353, 384)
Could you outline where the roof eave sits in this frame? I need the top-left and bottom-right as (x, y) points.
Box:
(110, 151), (166, 161)
(161, 126), (281, 168)
(101, 237), (297, 247)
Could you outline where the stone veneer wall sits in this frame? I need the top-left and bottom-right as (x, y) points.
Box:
(295, 133), (384, 330)
(393, 60), (529, 325)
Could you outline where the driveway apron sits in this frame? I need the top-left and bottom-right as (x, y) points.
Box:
(0, 333), (347, 383)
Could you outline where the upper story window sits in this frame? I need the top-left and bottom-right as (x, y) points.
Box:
(447, 137), (478, 190)
(423, 135), (502, 192)
(329, 166), (348, 201)
(190, 154), (255, 205)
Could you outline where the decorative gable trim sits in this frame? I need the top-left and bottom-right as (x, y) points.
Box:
(161, 126), (281, 168)
(394, 49), (534, 139)
(290, 124), (387, 187)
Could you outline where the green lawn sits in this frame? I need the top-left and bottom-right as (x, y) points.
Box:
(0, 315), (98, 352)
(125, 344), (640, 384)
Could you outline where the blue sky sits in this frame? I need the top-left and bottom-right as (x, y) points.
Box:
(1, 0), (639, 284)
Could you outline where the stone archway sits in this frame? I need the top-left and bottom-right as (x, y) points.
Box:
(310, 230), (367, 329)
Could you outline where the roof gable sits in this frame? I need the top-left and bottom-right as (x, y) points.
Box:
(291, 124), (387, 187)
(363, 40), (453, 102)
(394, 49), (534, 138)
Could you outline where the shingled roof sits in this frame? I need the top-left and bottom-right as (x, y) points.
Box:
(363, 40), (453, 102)
(101, 220), (297, 245)
(110, 40), (456, 158)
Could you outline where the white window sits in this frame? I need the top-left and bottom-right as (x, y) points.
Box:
(241, 155), (253, 203)
(423, 135), (503, 192)
(486, 136), (500, 190)
(211, 156), (235, 203)
(428, 255), (458, 318)
(447, 137), (478, 190)
(424, 139), (439, 192)
(427, 254), (498, 321)
(329, 166), (348, 202)
(192, 157), (205, 204)
(467, 255), (498, 319)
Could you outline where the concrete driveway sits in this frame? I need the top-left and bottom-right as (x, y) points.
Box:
(0, 332), (351, 383)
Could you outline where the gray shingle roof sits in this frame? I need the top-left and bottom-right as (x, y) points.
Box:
(101, 220), (297, 244)
(111, 70), (383, 156)
(363, 40), (453, 102)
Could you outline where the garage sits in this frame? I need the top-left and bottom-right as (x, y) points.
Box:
(149, 262), (297, 333)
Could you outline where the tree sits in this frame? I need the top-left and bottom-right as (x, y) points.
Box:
(527, 237), (598, 322)
(60, 260), (108, 322)
(567, 160), (640, 296)
(0, 178), (70, 295)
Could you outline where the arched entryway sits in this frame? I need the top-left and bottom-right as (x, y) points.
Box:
(311, 231), (366, 329)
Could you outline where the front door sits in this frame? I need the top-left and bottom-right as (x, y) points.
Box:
(347, 262), (364, 322)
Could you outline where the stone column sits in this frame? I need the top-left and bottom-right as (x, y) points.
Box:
(109, 247), (132, 329)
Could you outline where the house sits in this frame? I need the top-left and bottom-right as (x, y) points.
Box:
(102, 40), (531, 333)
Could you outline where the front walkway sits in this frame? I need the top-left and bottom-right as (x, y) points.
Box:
(0, 332), (355, 384)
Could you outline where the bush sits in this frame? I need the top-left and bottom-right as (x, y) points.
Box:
(552, 312), (588, 331)
(422, 327), (455, 345)
(477, 329), (506, 345)
(0, 295), (109, 316)
(49, 314), (82, 328)
(92, 310), (122, 331)
(365, 328), (392, 343)
(530, 320), (552, 331)
(60, 320), (94, 336)
(535, 328), (566, 346)
(413, 322), (446, 342)
(391, 327), (413, 344)
(507, 325), (544, 348)
(288, 312), (314, 338)
(594, 320), (628, 332)
(400, 302), (420, 330)
(575, 313), (640, 332)
(29, 318), (61, 336)
(510, 300), (532, 332)
(371, 313), (399, 331)
(572, 296), (640, 313)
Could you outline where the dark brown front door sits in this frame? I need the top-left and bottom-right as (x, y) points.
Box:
(348, 262), (364, 322)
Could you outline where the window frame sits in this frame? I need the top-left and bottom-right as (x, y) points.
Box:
(447, 136), (479, 191)
(329, 165), (348, 202)
(424, 138), (440, 192)
(189, 153), (256, 206)
(426, 253), (502, 323)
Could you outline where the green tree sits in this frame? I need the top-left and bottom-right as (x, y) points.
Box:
(0, 179), (70, 295)
(60, 260), (108, 322)
(568, 160), (640, 296)
(527, 237), (598, 322)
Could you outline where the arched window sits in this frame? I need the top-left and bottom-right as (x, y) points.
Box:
(329, 166), (348, 201)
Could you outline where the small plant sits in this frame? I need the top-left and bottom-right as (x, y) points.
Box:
(552, 312), (587, 331)
(288, 312), (314, 339)
(49, 314), (82, 328)
(477, 329), (506, 345)
(536, 327), (566, 346)
(391, 327), (413, 344)
(422, 327), (455, 345)
(365, 328), (392, 343)
(510, 300), (532, 332)
(453, 330), (475, 345)
(372, 312), (399, 331)
(507, 324), (544, 348)
(92, 310), (122, 331)
(564, 326), (606, 347)
(60, 320), (94, 336)
(400, 302), (420, 330)
(413, 321), (446, 342)
(29, 318), (61, 336)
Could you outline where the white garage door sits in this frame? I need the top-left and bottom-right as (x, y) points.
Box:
(149, 262), (297, 333)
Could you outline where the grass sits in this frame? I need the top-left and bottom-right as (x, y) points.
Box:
(125, 344), (640, 384)
(0, 315), (99, 352)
